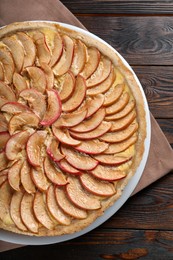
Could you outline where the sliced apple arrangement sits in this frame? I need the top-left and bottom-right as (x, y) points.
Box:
(0, 26), (139, 236)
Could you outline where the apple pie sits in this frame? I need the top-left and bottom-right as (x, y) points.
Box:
(0, 21), (147, 236)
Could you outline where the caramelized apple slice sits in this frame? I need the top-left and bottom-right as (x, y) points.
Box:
(26, 66), (46, 93)
(2, 35), (24, 72)
(40, 90), (61, 126)
(80, 174), (116, 197)
(9, 112), (40, 135)
(10, 191), (27, 231)
(62, 75), (86, 112)
(110, 111), (136, 131)
(0, 172), (8, 187)
(49, 32), (63, 67)
(8, 159), (23, 191)
(61, 145), (98, 171)
(46, 137), (65, 162)
(70, 40), (87, 76)
(80, 47), (100, 79)
(52, 126), (81, 146)
(21, 193), (39, 233)
(19, 89), (46, 119)
(31, 167), (49, 191)
(103, 83), (125, 106)
(87, 67), (115, 96)
(44, 157), (67, 186)
(40, 62), (54, 89)
(0, 151), (8, 171)
(17, 32), (36, 68)
(66, 176), (101, 210)
(33, 191), (54, 230)
(58, 71), (75, 102)
(106, 92), (130, 115)
(32, 31), (51, 64)
(27, 131), (47, 167)
(0, 62), (4, 81)
(104, 135), (138, 154)
(91, 164), (126, 181)
(84, 94), (104, 118)
(75, 140), (109, 155)
(5, 131), (30, 161)
(1, 102), (30, 115)
(53, 35), (74, 76)
(0, 47), (15, 84)
(47, 186), (71, 225)
(105, 100), (136, 120)
(0, 114), (8, 132)
(55, 187), (87, 219)
(13, 73), (28, 94)
(57, 159), (81, 175)
(100, 122), (138, 143)
(70, 121), (111, 140)
(21, 161), (36, 193)
(0, 181), (13, 223)
(0, 132), (10, 151)
(0, 81), (16, 105)
(94, 154), (132, 166)
(70, 108), (105, 133)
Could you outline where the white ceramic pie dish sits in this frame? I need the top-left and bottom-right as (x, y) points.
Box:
(0, 21), (151, 245)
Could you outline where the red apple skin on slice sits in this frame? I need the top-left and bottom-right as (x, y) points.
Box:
(31, 167), (50, 192)
(47, 186), (71, 225)
(1, 102), (30, 115)
(33, 191), (55, 230)
(55, 187), (87, 219)
(10, 191), (28, 231)
(0, 81), (16, 105)
(26, 66), (47, 93)
(21, 161), (36, 194)
(53, 35), (74, 76)
(74, 140), (109, 155)
(62, 75), (86, 112)
(57, 159), (82, 176)
(57, 71), (75, 102)
(21, 193), (39, 233)
(61, 145), (98, 171)
(0, 131), (10, 151)
(40, 90), (62, 126)
(93, 154), (132, 166)
(0, 151), (8, 172)
(5, 131), (30, 161)
(90, 164), (126, 181)
(8, 159), (23, 191)
(46, 138), (65, 162)
(0, 47), (15, 84)
(44, 157), (67, 186)
(40, 62), (54, 89)
(66, 176), (101, 210)
(13, 73), (28, 94)
(52, 126), (81, 146)
(0, 181), (13, 223)
(80, 47), (100, 79)
(49, 32), (63, 67)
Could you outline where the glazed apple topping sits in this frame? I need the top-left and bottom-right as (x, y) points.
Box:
(0, 27), (139, 234)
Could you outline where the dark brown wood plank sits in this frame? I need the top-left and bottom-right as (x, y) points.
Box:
(156, 119), (173, 145)
(74, 16), (173, 66)
(61, 0), (173, 15)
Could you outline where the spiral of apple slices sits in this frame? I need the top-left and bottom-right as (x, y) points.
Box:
(0, 27), (139, 235)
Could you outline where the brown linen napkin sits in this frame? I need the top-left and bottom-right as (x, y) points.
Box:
(0, 0), (173, 252)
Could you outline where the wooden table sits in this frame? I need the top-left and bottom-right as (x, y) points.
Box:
(2, 1), (173, 259)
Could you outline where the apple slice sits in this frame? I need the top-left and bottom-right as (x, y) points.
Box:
(61, 145), (98, 171)
(0, 47), (15, 84)
(75, 140), (109, 155)
(1, 102), (30, 115)
(0, 151), (8, 171)
(62, 75), (86, 112)
(33, 191), (55, 230)
(91, 164), (126, 181)
(110, 111), (136, 131)
(70, 108), (105, 133)
(5, 131), (30, 161)
(87, 67), (115, 96)
(21, 193), (39, 233)
(44, 157), (67, 186)
(32, 31), (51, 64)
(17, 32), (36, 68)
(103, 83), (125, 107)
(8, 159), (23, 191)
(13, 73), (28, 95)
(0, 81), (16, 105)
(66, 176), (101, 210)
(40, 90), (61, 126)
(104, 135), (138, 154)
(21, 161), (36, 193)
(105, 100), (136, 121)
(46, 186), (71, 225)
(57, 71), (75, 102)
(46, 137), (65, 162)
(0, 181), (13, 223)
(0, 172), (8, 187)
(100, 122), (138, 143)
(70, 121), (111, 140)
(2, 35), (24, 72)
(0, 114), (8, 132)
(55, 187), (87, 219)
(10, 191), (27, 231)
(84, 94), (104, 118)
(40, 62), (54, 89)
(57, 159), (81, 175)
(93, 154), (132, 166)
(9, 112), (40, 135)
(53, 35), (74, 76)
(19, 89), (46, 119)
(26, 130), (47, 167)
(49, 32), (63, 67)
(0, 132), (10, 151)
(80, 47), (100, 79)
(31, 167), (49, 191)
(0, 62), (4, 81)
(70, 39), (87, 76)
(52, 126), (81, 146)
(26, 66), (47, 93)
(80, 173), (116, 197)
(105, 92), (130, 115)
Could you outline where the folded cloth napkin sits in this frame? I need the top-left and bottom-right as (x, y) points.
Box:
(0, 0), (173, 252)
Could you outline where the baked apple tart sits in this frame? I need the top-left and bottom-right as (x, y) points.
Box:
(0, 21), (147, 236)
